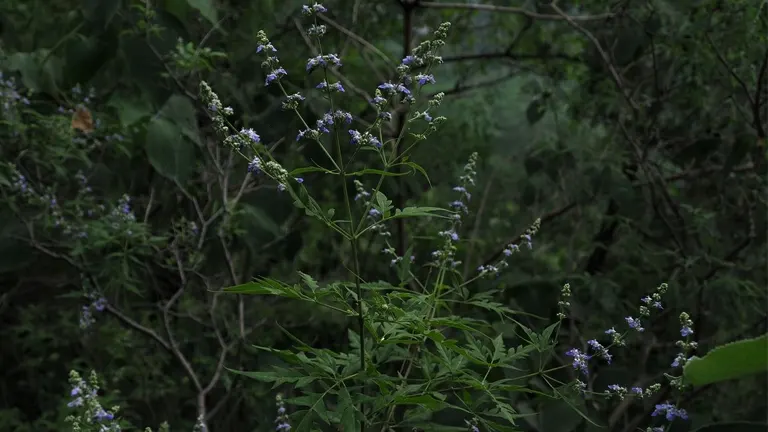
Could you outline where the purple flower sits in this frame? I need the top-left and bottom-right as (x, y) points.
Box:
(94, 408), (114, 422)
(301, 2), (327, 14)
(349, 129), (362, 145)
(257, 43), (277, 53)
(266, 68), (287, 85)
(306, 55), (341, 72)
(565, 348), (590, 375)
(316, 80), (345, 92)
(371, 95), (386, 105)
(334, 110), (353, 124)
(416, 73), (436, 86)
(378, 82), (411, 96)
(450, 200), (467, 213)
(402, 55), (416, 65)
(248, 156), (262, 174)
(503, 244), (519, 256)
(680, 325), (693, 337)
(296, 129), (310, 141)
(92, 297), (107, 312)
(625, 316), (644, 332)
(241, 128), (260, 143)
(652, 402), (688, 421)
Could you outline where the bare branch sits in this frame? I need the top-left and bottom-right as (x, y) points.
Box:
(105, 304), (172, 352)
(705, 33), (756, 108)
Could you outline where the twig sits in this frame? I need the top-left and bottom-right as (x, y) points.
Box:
(317, 13), (395, 70)
(704, 33), (756, 108)
(105, 304), (172, 352)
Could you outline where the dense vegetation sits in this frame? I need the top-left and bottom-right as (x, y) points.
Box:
(1, 0), (766, 431)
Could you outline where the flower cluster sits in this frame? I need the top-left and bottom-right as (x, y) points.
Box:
(605, 383), (662, 400)
(275, 393), (291, 430)
(199, 81), (234, 137)
(80, 277), (107, 329)
(477, 217), (540, 278)
(65, 370), (121, 432)
(559, 282), (693, 431)
(556, 282), (571, 319)
(671, 312), (697, 369)
(430, 152), (479, 268)
(0, 71), (30, 114)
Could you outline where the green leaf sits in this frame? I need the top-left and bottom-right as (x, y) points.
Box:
(290, 394), (330, 424)
(222, 277), (299, 297)
(337, 388), (358, 431)
(393, 394), (447, 410)
(145, 117), (196, 183)
(107, 91), (152, 126)
(348, 168), (408, 177)
(6, 50), (63, 94)
(289, 166), (336, 176)
(683, 334), (768, 386)
(159, 94), (200, 144)
(186, 0), (220, 27)
(385, 206), (453, 220)
(402, 161), (431, 185)
(374, 191), (393, 217)
(236, 204), (282, 237)
(492, 334), (505, 362)
(298, 272), (319, 291)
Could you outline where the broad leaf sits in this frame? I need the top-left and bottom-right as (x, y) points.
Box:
(683, 334), (768, 386)
(145, 117), (196, 183)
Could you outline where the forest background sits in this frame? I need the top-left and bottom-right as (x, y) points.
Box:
(0, 0), (766, 431)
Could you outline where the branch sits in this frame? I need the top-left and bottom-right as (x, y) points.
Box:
(105, 304), (172, 353)
(417, 1), (614, 21)
(705, 33), (756, 108)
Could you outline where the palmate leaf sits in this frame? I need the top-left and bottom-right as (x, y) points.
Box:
(226, 366), (307, 388)
(347, 168), (409, 177)
(221, 277), (299, 297)
(387, 206), (453, 220)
